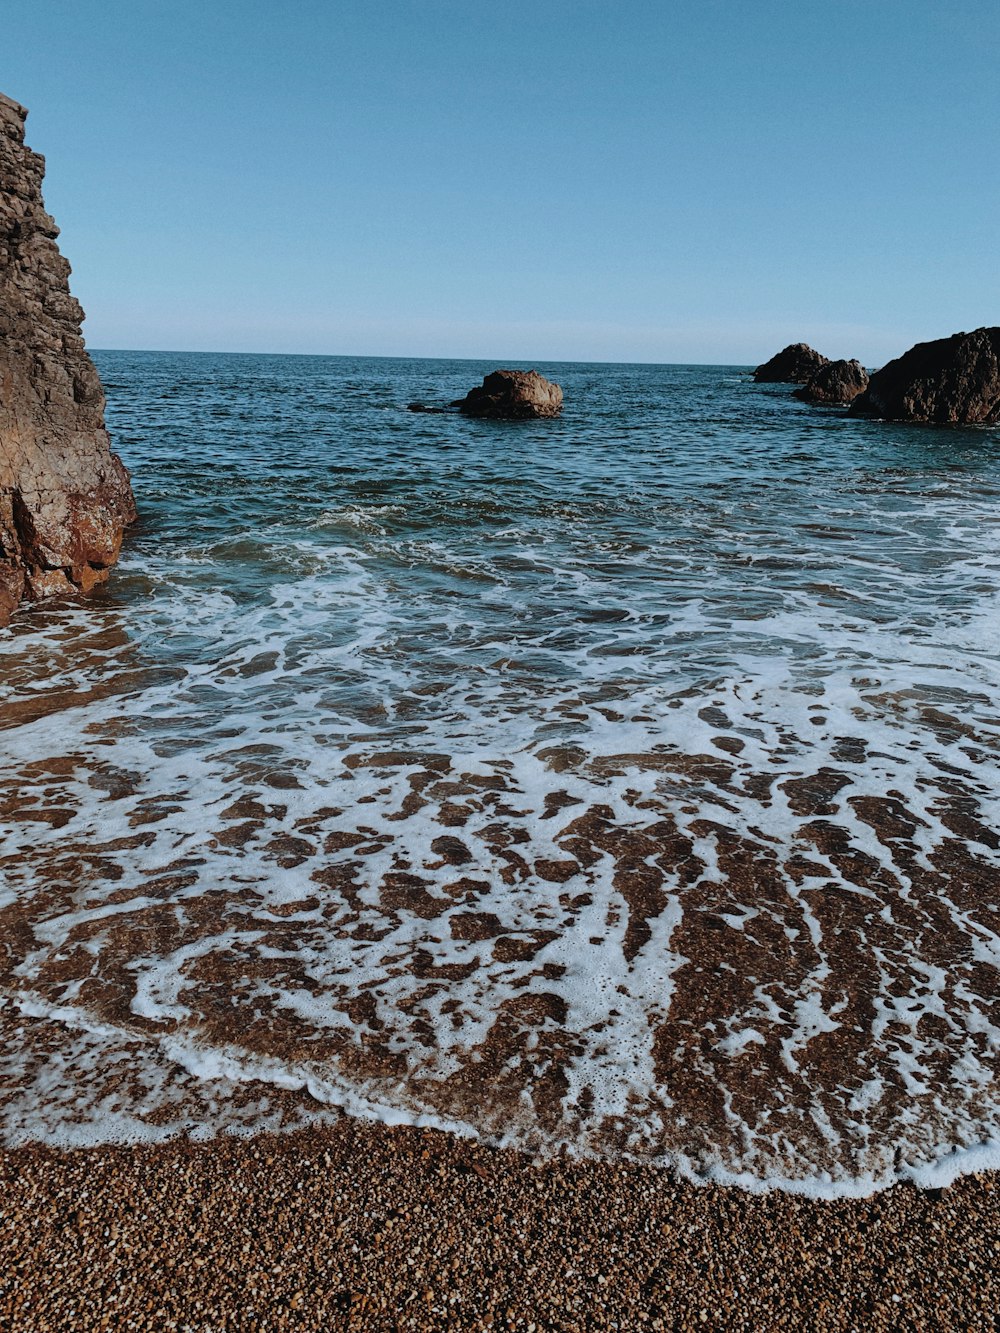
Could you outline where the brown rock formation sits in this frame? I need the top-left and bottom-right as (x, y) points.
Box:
(753, 343), (829, 384)
(452, 369), (563, 419)
(851, 328), (1000, 424)
(0, 92), (135, 626)
(795, 358), (869, 406)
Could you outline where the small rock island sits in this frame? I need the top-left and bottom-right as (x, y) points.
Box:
(753, 344), (829, 384)
(795, 359), (869, 406)
(0, 92), (136, 626)
(757, 328), (1000, 425)
(851, 327), (1000, 424)
(452, 369), (563, 419)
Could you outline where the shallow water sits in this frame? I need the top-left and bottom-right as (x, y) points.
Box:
(3, 353), (1000, 1194)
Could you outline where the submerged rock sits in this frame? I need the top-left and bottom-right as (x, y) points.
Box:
(795, 358), (869, 406)
(452, 369), (563, 419)
(0, 92), (136, 626)
(851, 327), (1000, 424)
(406, 402), (449, 414)
(753, 343), (830, 384)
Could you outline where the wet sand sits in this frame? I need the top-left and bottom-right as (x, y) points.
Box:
(1, 1120), (997, 1331)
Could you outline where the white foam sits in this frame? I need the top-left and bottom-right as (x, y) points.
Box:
(3, 434), (1000, 1195)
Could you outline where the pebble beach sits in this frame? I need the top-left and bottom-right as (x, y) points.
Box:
(5, 7), (1000, 1331)
(2, 1120), (998, 1331)
(5, 356), (1000, 1329)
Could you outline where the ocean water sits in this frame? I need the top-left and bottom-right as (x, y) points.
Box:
(3, 352), (1000, 1196)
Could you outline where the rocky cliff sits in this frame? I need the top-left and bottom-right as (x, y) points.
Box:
(0, 92), (135, 626)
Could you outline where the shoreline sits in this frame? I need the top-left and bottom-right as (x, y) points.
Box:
(2, 1118), (997, 1331)
(6, 998), (1000, 1205)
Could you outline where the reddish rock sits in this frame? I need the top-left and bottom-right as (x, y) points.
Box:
(452, 369), (563, 419)
(753, 343), (829, 384)
(795, 359), (869, 406)
(0, 92), (135, 626)
(851, 327), (1000, 424)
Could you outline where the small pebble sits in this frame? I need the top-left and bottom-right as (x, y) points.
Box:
(0, 1120), (996, 1331)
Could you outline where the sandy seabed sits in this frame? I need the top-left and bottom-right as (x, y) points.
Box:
(1, 1119), (997, 1332)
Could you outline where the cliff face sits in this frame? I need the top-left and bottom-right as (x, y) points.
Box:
(0, 92), (135, 626)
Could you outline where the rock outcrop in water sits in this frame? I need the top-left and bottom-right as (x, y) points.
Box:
(753, 343), (829, 384)
(795, 358), (869, 406)
(0, 92), (135, 626)
(452, 369), (563, 419)
(850, 327), (1000, 424)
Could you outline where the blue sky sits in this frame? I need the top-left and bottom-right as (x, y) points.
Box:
(5, 2), (999, 364)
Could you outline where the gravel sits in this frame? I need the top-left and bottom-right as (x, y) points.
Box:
(1, 1119), (997, 1331)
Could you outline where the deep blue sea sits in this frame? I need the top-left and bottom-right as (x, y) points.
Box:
(3, 352), (1000, 1195)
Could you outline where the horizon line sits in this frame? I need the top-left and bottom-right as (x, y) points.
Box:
(89, 346), (756, 369)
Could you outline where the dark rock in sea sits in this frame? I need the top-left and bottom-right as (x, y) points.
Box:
(850, 327), (1000, 424)
(753, 343), (830, 384)
(795, 359), (869, 406)
(406, 402), (449, 414)
(0, 92), (136, 626)
(452, 369), (563, 419)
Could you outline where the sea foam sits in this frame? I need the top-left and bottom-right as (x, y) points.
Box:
(2, 353), (1000, 1197)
